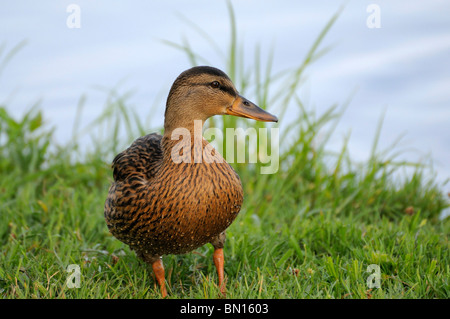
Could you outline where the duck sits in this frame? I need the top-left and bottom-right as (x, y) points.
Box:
(104, 66), (278, 297)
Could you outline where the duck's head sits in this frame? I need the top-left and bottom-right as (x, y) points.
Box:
(164, 66), (277, 135)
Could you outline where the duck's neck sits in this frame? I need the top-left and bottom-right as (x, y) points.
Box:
(161, 120), (224, 165)
(163, 118), (205, 139)
(163, 99), (209, 138)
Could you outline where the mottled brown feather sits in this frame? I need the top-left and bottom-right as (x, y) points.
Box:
(104, 133), (243, 258)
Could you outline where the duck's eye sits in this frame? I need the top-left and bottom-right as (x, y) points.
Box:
(210, 81), (220, 89)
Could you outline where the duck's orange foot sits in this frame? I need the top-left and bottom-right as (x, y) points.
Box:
(213, 248), (227, 298)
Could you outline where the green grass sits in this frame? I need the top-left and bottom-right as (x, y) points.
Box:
(0, 4), (449, 299)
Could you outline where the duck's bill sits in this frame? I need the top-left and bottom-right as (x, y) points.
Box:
(226, 95), (278, 122)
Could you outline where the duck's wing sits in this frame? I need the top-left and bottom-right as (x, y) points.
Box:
(112, 132), (163, 182)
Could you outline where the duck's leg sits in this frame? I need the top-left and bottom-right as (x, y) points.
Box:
(136, 251), (167, 298)
(213, 248), (226, 295)
(211, 232), (227, 297)
(152, 258), (167, 298)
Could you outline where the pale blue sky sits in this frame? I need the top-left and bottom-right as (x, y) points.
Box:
(1, 1), (449, 189)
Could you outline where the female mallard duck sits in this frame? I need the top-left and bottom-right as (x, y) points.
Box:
(104, 66), (277, 297)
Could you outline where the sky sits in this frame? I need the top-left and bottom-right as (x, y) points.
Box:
(0, 1), (449, 194)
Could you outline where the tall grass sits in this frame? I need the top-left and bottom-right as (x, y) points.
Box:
(0, 2), (448, 299)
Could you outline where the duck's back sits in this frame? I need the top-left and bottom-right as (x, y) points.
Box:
(104, 133), (163, 245)
(111, 133), (163, 182)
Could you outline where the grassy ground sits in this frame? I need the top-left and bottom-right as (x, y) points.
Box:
(0, 5), (449, 299)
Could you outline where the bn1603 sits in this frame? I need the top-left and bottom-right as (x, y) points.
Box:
(224, 303), (269, 314)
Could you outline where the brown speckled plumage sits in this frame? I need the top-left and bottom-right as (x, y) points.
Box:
(104, 66), (277, 297)
(105, 134), (243, 256)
